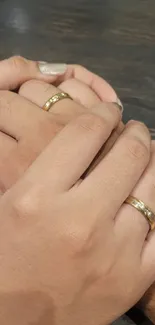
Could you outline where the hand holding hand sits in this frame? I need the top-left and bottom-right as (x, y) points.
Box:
(0, 112), (153, 325)
(0, 56), (123, 191)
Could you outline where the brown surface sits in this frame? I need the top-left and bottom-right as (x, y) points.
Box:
(0, 0), (154, 324)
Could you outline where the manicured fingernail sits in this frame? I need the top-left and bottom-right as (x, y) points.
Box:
(38, 62), (67, 75)
(113, 97), (124, 113)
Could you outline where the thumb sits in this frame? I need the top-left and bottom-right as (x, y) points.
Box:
(0, 56), (67, 90)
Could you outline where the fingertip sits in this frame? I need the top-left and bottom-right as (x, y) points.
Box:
(0, 56), (67, 91)
(38, 62), (67, 76)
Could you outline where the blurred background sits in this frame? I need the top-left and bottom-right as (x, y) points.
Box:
(0, 0), (155, 134)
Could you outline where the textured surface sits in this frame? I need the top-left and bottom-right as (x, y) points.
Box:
(0, 0), (155, 133)
(0, 0), (154, 324)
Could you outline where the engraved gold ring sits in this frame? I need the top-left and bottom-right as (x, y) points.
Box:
(42, 92), (73, 112)
(125, 196), (155, 231)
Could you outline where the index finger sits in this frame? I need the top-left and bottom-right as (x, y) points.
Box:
(0, 56), (67, 90)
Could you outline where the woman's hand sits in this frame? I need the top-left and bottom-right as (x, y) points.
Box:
(0, 114), (153, 325)
(0, 56), (121, 105)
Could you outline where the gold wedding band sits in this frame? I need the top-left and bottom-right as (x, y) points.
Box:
(125, 196), (155, 231)
(42, 92), (73, 111)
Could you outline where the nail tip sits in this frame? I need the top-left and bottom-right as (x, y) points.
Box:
(38, 62), (67, 76)
(116, 97), (124, 113)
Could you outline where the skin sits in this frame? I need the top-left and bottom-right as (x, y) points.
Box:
(0, 109), (154, 325)
(0, 56), (124, 191)
(0, 56), (154, 322)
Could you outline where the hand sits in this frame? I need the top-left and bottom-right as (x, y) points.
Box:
(19, 68), (155, 322)
(0, 56), (123, 191)
(1, 56), (155, 322)
(0, 55), (121, 105)
(0, 114), (153, 325)
(2, 56), (155, 322)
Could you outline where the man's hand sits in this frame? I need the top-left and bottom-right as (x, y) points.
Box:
(0, 115), (153, 325)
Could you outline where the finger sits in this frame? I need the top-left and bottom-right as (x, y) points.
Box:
(19, 78), (123, 179)
(19, 80), (87, 123)
(0, 90), (51, 140)
(0, 139), (50, 191)
(115, 143), (155, 250)
(81, 121), (151, 215)
(0, 132), (16, 155)
(0, 90), (64, 191)
(0, 87), (121, 192)
(0, 56), (67, 90)
(85, 121), (124, 177)
(0, 121), (62, 193)
(0, 132), (16, 193)
(18, 106), (121, 193)
(138, 142), (155, 273)
(59, 78), (101, 108)
(56, 64), (122, 106)
(19, 80), (121, 125)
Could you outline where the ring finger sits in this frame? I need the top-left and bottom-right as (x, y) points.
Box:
(19, 78), (123, 120)
(19, 79), (98, 124)
(116, 141), (155, 251)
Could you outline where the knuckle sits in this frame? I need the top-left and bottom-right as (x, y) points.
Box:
(9, 55), (27, 72)
(13, 195), (32, 218)
(19, 79), (49, 96)
(19, 79), (38, 95)
(12, 187), (40, 219)
(78, 113), (107, 134)
(63, 223), (94, 256)
(32, 118), (62, 146)
(126, 136), (149, 161)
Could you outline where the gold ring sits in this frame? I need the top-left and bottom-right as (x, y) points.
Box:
(125, 196), (155, 231)
(42, 92), (73, 111)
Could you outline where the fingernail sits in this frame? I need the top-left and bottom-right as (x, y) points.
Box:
(113, 97), (124, 113)
(38, 62), (67, 75)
